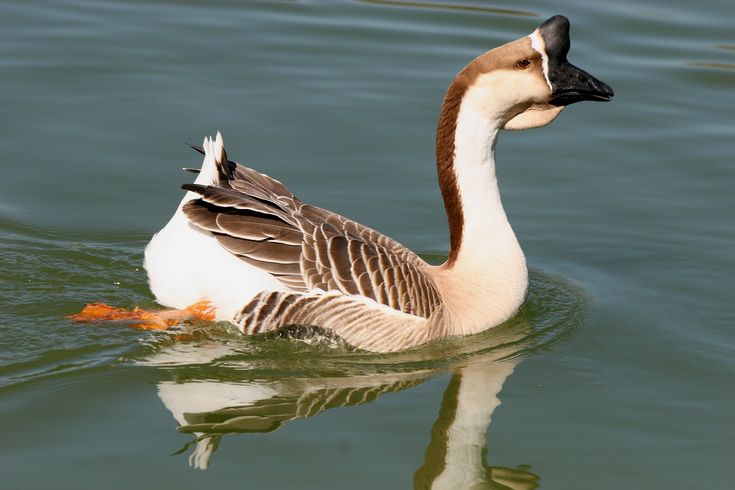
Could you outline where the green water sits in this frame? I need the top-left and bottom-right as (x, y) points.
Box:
(1, 1), (733, 488)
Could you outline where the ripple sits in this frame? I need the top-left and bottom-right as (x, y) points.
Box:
(129, 269), (587, 376)
(357, 0), (537, 17)
(687, 61), (735, 71)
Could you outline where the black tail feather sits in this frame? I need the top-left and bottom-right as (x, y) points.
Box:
(187, 143), (205, 155)
(182, 183), (206, 194)
(187, 142), (238, 183)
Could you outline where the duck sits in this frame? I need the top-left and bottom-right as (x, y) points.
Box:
(135, 15), (613, 352)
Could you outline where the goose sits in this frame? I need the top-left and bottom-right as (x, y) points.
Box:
(76, 15), (613, 352)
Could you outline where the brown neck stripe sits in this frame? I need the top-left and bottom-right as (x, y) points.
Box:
(435, 71), (475, 266)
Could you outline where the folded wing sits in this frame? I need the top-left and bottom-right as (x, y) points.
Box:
(181, 152), (441, 319)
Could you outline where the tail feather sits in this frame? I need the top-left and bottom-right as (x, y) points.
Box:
(211, 131), (235, 184)
(187, 141), (238, 172)
(183, 131), (299, 228)
(187, 143), (205, 155)
(193, 132), (235, 187)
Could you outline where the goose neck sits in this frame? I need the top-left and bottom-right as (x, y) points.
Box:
(437, 95), (510, 266)
(432, 95), (528, 333)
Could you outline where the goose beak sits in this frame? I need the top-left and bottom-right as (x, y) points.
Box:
(536, 15), (614, 106)
(550, 63), (614, 106)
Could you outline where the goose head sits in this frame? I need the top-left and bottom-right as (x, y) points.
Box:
(434, 15), (613, 311)
(447, 15), (614, 131)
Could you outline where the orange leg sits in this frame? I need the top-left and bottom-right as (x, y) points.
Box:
(68, 300), (216, 331)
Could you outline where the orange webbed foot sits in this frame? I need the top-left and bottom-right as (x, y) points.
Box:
(184, 300), (216, 322)
(69, 302), (175, 330)
(69, 300), (217, 331)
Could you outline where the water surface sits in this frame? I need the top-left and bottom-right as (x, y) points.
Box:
(1, 0), (733, 488)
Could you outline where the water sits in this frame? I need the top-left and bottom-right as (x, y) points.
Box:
(1, 0), (733, 488)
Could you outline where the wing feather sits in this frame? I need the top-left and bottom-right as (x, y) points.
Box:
(181, 155), (442, 318)
(216, 213), (302, 245)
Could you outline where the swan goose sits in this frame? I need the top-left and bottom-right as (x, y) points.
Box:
(140, 15), (612, 352)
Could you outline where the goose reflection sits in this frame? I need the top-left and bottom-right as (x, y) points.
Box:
(143, 324), (533, 489)
(413, 361), (538, 489)
(143, 274), (583, 488)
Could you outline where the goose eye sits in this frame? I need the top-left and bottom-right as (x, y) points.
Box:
(516, 59), (531, 69)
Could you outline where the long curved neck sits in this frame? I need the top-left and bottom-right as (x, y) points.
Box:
(433, 82), (528, 331)
(450, 102), (504, 265)
(436, 81), (517, 268)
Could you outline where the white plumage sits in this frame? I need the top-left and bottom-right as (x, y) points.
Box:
(144, 134), (287, 321)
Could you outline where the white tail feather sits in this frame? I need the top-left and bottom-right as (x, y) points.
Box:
(196, 132), (226, 186)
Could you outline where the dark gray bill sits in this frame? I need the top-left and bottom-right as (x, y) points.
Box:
(539, 15), (614, 106)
